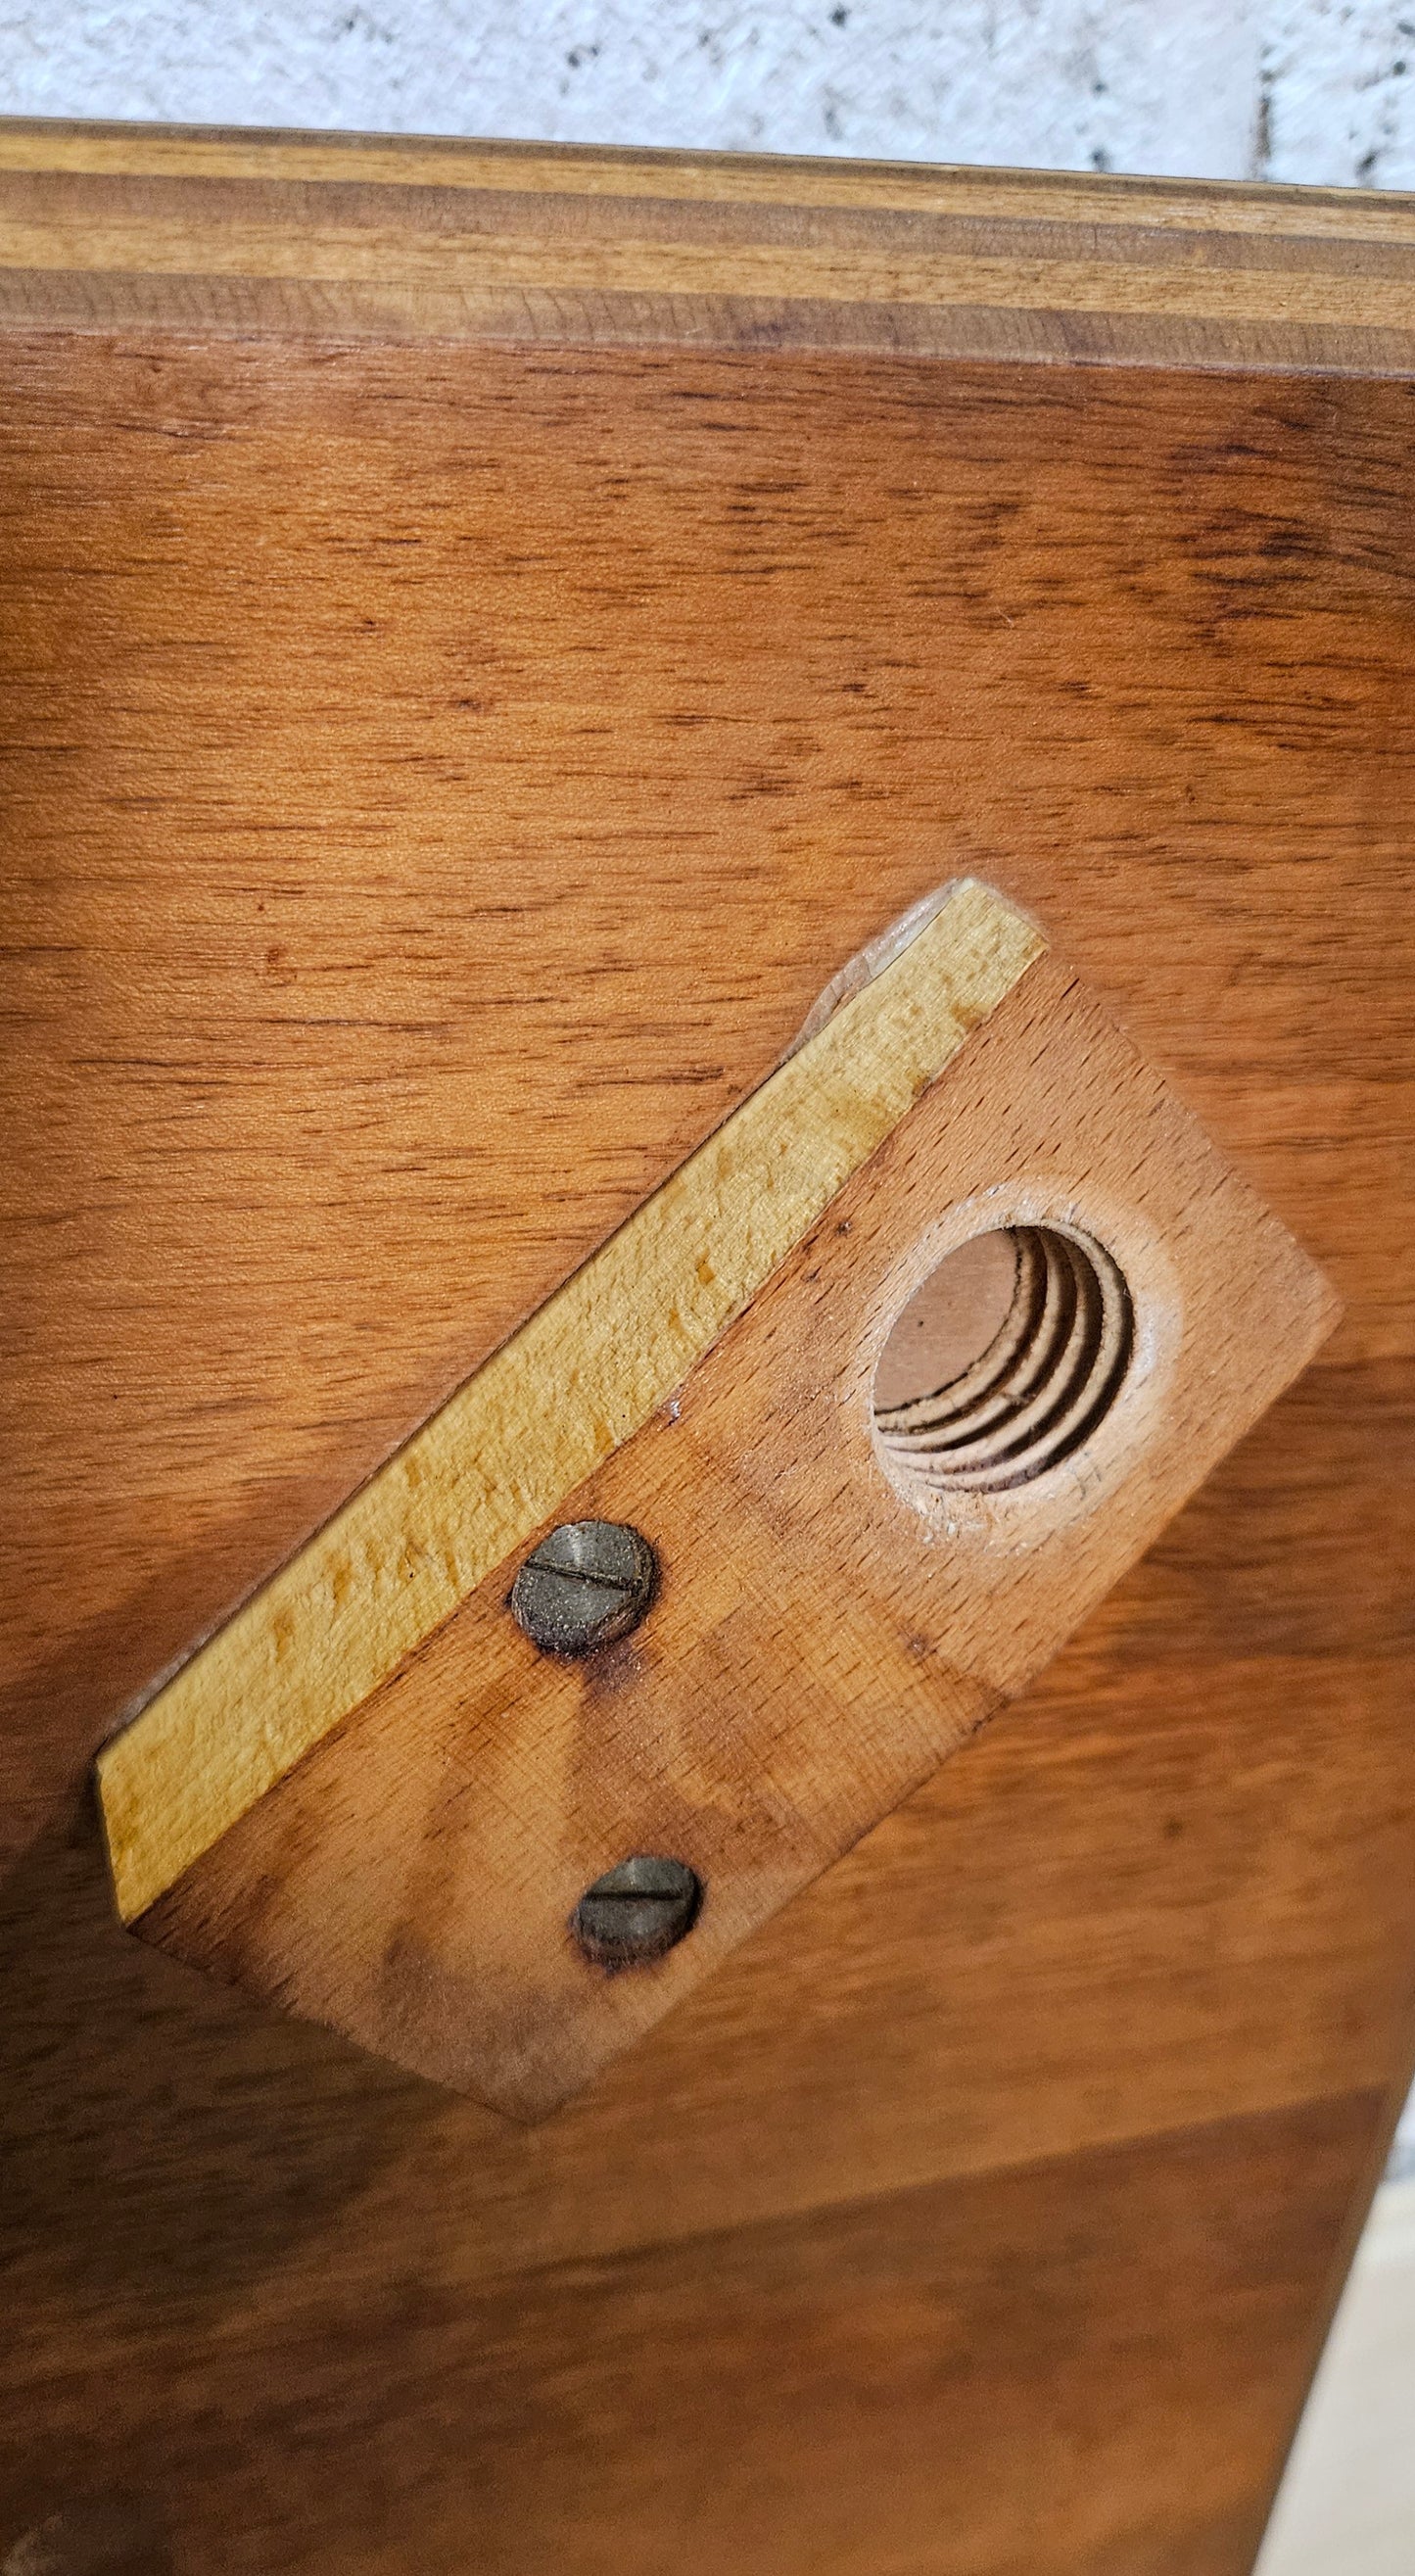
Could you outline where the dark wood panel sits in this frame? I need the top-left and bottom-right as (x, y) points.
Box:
(4, 128), (1415, 2576)
(0, 1867), (1387, 2576)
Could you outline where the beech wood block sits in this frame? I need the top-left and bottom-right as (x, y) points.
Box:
(105, 902), (1337, 2117)
(4, 116), (1415, 2576)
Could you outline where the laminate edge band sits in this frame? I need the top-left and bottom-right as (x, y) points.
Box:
(4, 272), (1415, 376)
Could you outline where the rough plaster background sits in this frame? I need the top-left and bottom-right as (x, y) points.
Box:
(2, 1), (1414, 189)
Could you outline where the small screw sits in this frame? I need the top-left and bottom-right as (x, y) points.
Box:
(571, 1855), (702, 1969)
(510, 1519), (656, 1657)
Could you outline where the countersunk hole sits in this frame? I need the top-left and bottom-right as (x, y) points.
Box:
(873, 1224), (1134, 1496)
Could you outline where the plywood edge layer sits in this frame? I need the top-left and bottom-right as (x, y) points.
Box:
(4, 268), (1414, 376)
(4, 121), (1415, 369)
(2, 117), (1414, 241)
(96, 877), (1045, 1924)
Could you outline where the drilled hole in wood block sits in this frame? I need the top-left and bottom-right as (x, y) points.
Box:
(873, 1224), (1134, 1496)
(101, 908), (1340, 2120)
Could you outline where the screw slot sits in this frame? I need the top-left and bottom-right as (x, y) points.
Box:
(510, 1520), (656, 1656)
(571, 1855), (702, 1969)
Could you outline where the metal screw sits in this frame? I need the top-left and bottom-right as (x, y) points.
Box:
(510, 1519), (656, 1657)
(571, 1855), (702, 1969)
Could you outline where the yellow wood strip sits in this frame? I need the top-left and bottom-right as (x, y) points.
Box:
(96, 880), (1042, 1922)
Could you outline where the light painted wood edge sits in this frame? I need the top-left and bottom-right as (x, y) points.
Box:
(96, 877), (1044, 1922)
(3, 116), (1415, 242)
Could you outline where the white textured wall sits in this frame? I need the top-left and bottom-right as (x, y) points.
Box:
(1, 0), (1413, 189)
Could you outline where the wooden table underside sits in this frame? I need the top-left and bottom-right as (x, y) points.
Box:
(2, 121), (1414, 2575)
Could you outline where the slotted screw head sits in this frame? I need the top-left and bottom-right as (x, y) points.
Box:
(510, 1519), (656, 1657)
(571, 1855), (702, 1968)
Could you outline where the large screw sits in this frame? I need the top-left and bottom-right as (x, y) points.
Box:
(571, 1855), (702, 1969)
(510, 1519), (656, 1657)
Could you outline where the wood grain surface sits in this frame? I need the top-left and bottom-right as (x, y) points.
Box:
(3, 119), (1415, 2576)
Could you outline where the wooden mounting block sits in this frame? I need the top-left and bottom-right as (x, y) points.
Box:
(98, 882), (1336, 2116)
